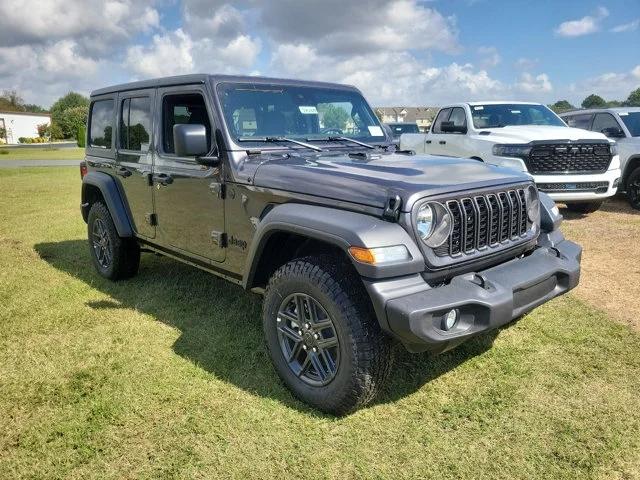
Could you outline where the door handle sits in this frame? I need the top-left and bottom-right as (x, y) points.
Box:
(439, 140), (446, 145)
(153, 173), (174, 186)
(116, 167), (132, 178)
(426, 140), (432, 144)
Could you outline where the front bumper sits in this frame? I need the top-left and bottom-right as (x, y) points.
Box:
(533, 167), (620, 202)
(365, 238), (581, 353)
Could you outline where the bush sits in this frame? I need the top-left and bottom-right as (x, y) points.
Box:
(77, 125), (86, 148)
(49, 123), (64, 140)
(25, 138), (33, 144)
(50, 92), (89, 138)
(36, 123), (49, 138)
(18, 137), (26, 143)
(0, 149), (9, 154)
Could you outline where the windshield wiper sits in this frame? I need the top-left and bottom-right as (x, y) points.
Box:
(305, 136), (376, 149)
(237, 136), (323, 152)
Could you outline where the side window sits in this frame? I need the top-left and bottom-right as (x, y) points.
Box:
(89, 100), (114, 148)
(162, 93), (211, 155)
(447, 107), (467, 130)
(432, 108), (452, 134)
(591, 113), (620, 135)
(120, 97), (152, 152)
(564, 113), (593, 129)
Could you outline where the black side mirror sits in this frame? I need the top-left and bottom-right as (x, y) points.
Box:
(441, 121), (467, 134)
(601, 127), (625, 138)
(173, 124), (208, 157)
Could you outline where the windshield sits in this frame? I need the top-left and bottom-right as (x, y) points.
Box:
(619, 112), (640, 137)
(217, 82), (386, 145)
(388, 123), (420, 135)
(471, 104), (565, 128)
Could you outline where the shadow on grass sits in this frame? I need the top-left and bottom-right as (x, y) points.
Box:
(36, 240), (498, 415)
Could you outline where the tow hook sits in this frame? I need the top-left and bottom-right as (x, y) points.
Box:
(383, 195), (402, 221)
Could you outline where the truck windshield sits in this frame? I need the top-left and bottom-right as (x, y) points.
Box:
(217, 82), (386, 145)
(619, 112), (640, 137)
(388, 123), (420, 135)
(471, 104), (565, 129)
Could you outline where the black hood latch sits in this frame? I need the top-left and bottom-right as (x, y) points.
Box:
(382, 195), (402, 222)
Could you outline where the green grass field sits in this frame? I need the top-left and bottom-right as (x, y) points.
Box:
(1, 167), (639, 479)
(0, 146), (85, 160)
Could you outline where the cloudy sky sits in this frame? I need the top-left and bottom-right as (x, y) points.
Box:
(1, 0), (639, 108)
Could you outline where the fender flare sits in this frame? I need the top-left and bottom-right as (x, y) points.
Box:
(81, 171), (134, 237)
(242, 203), (425, 288)
(622, 155), (640, 188)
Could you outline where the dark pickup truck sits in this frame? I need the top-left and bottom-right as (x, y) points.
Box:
(80, 74), (581, 414)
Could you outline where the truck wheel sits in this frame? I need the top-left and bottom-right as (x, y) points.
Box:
(565, 201), (603, 214)
(627, 167), (640, 210)
(263, 255), (392, 415)
(87, 202), (140, 280)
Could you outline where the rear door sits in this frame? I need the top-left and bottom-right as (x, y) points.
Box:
(115, 89), (156, 238)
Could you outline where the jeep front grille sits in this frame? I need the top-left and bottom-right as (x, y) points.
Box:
(434, 187), (529, 257)
(525, 142), (612, 174)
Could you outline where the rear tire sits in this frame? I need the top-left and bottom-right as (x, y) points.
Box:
(626, 167), (640, 210)
(565, 201), (603, 214)
(263, 255), (392, 415)
(87, 202), (140, 280)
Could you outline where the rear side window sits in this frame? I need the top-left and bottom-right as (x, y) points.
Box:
(120, 97), (152, 152)
(89, 100), (114, 148)
(432, 108), (452, 133)
(564, 113), (593, 130)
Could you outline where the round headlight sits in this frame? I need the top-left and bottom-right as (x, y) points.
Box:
(525, 185), (540, 225)
(416, 203), (434, 240)
(416, 202), (453, 248)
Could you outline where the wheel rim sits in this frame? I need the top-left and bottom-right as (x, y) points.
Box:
(92, 218), (112, 269)
(276, 293), (340, 387)
(629, 179), (640, 207)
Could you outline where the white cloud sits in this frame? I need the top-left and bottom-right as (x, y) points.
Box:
(515, 57), (539, 70)
(555, 6), (609, 37)
(611, 19), (639, 33)
(515, 73), (553, 93)
(478, 46), (501, 68)
(568, 65), (640, 102)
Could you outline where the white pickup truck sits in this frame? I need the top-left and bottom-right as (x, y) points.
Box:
(401, 101), (621, 213)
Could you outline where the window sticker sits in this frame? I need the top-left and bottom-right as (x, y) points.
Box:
(298, 106), (318, 114)
(511, 110), (521, 114)
(473, 106), (484, 110)
(619, 112), (629, 116)
(368, 125), (384, 136)
(242, 121), (257, 129)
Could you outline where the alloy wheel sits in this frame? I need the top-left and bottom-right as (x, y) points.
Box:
(92, 218), (112, 269)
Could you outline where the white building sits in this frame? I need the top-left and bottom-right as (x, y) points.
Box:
(0, 111), (51, 144)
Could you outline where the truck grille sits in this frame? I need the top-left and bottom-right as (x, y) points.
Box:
(434, 187), (529, 257)
(525, 142), (612, 174)
(538, 181), (609, 193)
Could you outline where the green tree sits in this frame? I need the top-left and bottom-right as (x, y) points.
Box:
(549, 100), (575, 114)
(50, 92), (90, 138)
(626, 88), (640, 107)
(77, 125), (86, 148)
(0, 126), (6, 143)
(0, 90), (25, 112)
(319, 104), (351, 131)
(581, 94), (607, 109)
(23, 103), (47, 113)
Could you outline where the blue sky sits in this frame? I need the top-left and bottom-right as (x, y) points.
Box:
(0, 0), (638, 108)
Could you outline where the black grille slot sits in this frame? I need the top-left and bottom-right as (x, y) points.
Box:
(537, 181), (609, 193)
(435, 186), (533, 258)
(526, 143), (612, 174)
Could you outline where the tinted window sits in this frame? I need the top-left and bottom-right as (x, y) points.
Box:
(217, 82), (384, 143)
(563, 113), (593, 129)
(619, 112), (640, 137)
(120, 97), (151, 151)
(471, 104), (565, 128)
(591, 113), (621, 136)
(162, 93), (211, 154)
(432, 108), (452, 133)
(89, 100), (113, 148)
(448, 108), (466, 128)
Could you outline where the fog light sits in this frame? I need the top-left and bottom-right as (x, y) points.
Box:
(613, 177), (620, 188)
(443, 309), (458, 331)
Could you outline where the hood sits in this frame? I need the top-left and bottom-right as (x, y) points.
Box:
(251, 151), (531, 212)
(472, 125), (610, 144)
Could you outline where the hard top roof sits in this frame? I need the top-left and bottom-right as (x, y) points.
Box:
(90, 74), (358, 97)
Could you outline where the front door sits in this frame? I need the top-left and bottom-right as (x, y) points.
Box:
(428, 107), (452, 155)
(115, 90), (156, 238)
(152, 86), (226, 263)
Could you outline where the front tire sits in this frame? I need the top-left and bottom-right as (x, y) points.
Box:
(263, 255), (392, 415)
(87, 202), (140, 280)
(565, 201), (603, 214)
(626, 167), (640, 210)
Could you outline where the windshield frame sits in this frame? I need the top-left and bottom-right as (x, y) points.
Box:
(214, 80), (390, 150)
(470, 103), (566, 129)
(618, 111), (640, 137)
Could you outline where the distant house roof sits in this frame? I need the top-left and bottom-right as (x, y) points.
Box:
(0, 110), (51, 117)
(375, 106), (438, 122)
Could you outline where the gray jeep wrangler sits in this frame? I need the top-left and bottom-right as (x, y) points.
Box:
(80, 74), (582, 414)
